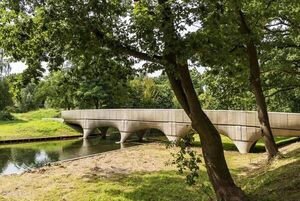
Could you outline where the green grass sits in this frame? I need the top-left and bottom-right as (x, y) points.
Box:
(13, 109), (61, 121)
(241, 143), (300, 201)
(44, 171), (213, 201)
(0, 109), (80, 140)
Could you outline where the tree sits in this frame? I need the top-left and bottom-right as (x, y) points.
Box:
(0, 78), (13, 110)
(70, 53), (134, 109)
(0, 49), (13, 110)
(16, 79), (41, 112)
(190, 0), (299, 159)
(195, 0), (299, 114)
(128, 75), (175, 108)
(199, 69), (256, 111)
(0, 0), (247, 199)
(234, 2), (279, 159)
(39, 71), (76, 110)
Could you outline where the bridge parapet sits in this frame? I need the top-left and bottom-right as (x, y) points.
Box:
(62, 109), (300, 153)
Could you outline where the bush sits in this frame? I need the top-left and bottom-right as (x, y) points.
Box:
(0, 110), (14, 121)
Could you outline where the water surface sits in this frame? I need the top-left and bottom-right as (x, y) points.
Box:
(0, 137), (137, 175)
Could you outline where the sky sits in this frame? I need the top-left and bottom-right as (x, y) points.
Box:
(10, 62), (27, 74)
(10, 61), (205, 77)
(9, 61), (163, 77)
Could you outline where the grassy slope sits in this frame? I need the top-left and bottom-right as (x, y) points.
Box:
(0, 109), (80, 140)
(241, 142), (300, 201)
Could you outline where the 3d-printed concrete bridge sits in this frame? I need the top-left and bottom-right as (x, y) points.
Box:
(62, 109), (300, 153)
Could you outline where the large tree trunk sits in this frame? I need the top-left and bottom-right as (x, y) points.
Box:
(166, 60), (247, 201)
(237, 9), (279, 159)
(154, 0), (247, 199)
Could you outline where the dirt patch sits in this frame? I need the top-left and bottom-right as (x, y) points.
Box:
(0, 143), (179, 200)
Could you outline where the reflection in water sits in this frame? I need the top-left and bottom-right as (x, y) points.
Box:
(0, 137), (136, 175)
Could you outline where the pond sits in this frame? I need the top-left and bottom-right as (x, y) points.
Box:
(0, 136), (139, 175)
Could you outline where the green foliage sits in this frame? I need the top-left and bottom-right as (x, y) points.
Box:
(40, 60), (133, 109)
(0, 78), (13, 110)
(128, 75), (176, 108)
(15, 79), (42, 112)
(167, 133), (203, 186)
(194, 0), (300, 112)
(4, 74), (44, 112)
(38, 71), (76, 109)
(1, 0), (298, 113)
(0, 110), (14, 121)
(0, 1), (299, 198)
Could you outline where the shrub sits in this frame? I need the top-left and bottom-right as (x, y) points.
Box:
(0, 110), (14, 121)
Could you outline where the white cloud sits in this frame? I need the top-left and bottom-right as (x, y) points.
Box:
(10, 62), (27, 74)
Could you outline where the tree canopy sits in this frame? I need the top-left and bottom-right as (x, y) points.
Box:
(0, 0), (299, 200)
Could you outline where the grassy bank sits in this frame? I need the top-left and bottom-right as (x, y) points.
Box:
(1, 142), (300, 201)
(0, 109), (80, 140)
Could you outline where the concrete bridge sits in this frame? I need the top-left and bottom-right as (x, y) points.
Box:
(61, 109), (300, 153)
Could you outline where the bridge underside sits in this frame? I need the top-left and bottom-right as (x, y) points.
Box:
(62, 109), (300, 154)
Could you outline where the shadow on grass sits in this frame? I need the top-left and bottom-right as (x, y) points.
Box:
(277, 137), (300, 148)
(251, 137), (300, 153)
(65, 123), (83, 133)
(243, 146), (300, 201)
(0, 119), (27, 126)
(192, 136), (300, 154)
(82, 171), (214, 201)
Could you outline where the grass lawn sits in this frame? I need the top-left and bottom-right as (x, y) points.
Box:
(0, 109), (80, 140)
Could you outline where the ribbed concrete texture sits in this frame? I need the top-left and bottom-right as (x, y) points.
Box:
(61, 109), (300, 153)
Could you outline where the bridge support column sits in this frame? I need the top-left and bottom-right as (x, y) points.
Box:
(166, 135), (180, 143)
(117, 132), (132, 144)
(83, 128), (94, 138)
(233, 140), (256, 154)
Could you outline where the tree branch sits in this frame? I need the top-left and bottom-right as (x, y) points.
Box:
(92, 28), (164, 65)
(266, 86), (300, 97)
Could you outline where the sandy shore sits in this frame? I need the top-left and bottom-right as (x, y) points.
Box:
(0, 142), (267, 201)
